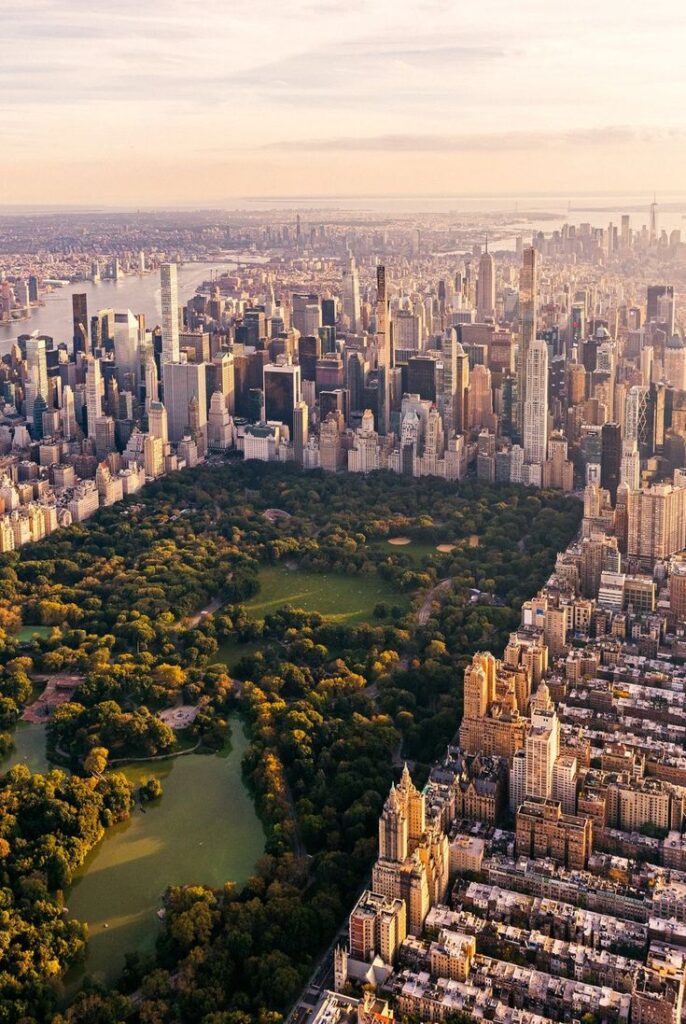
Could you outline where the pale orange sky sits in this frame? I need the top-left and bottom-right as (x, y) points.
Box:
(2, 0), (686, 204)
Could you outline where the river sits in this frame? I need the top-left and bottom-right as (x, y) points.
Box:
(0, 262), (240, 354)
(0, 718), (265, 990)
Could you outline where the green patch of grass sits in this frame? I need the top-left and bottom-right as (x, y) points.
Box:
(15, 626), (53, 642)
(369, 539), (450, 565)
(211, 638), (263, 670)
(246, 564), (408, 624)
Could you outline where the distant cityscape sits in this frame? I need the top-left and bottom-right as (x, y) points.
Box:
(0, 205), (685, 557)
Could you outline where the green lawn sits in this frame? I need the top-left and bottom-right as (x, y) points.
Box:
(16, 626), (53, 642)
(211, 638), (263, 671)
(242, 564), (408, 623)
(369, 539), (452, 565)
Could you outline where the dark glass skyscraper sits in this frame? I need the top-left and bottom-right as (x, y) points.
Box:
(72, 293), (89, 355)
(601, 422), (622, 504)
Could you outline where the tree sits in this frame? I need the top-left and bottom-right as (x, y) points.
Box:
(83, 746), (109, 777)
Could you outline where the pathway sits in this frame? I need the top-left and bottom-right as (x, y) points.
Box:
(417, 578), (452, 625)
(186, 596), (223, 629)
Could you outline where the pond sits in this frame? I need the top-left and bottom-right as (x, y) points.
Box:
(63, 717), (264, 989)
(0, 720), (50, 774)
(1, 716), (264, 991)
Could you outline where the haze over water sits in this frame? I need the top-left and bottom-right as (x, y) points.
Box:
(0, 263), (238, 353)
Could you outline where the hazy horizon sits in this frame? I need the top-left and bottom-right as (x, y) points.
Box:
(4, 0), (686, 204)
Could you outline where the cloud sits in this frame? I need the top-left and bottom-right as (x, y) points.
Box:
(262, 127), (686, 153)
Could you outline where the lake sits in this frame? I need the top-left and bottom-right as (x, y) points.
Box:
(65, 717), (264, 988)
(0, 720), (50, 774)
(1, 718), (265, 990)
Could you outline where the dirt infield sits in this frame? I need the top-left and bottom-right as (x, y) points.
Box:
(388, 537), (412, 546)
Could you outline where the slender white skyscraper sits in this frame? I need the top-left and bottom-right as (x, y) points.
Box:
(342, 253), (361, 332)
(376, 264), (391, 435)
(85, 356), (103, 439)
(523, 339), (548, 466)
(61, 385), (77, 439)
(518, 246), (537, 432)
(160, 263), (180, 365)
(477, 249), (495, 321)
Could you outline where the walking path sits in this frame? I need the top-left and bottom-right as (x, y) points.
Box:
(417, 578), (452, 625)
(186, 596), (223, 628)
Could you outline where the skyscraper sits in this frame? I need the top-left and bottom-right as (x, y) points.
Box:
(263, 360), (301, 432)
(601, 422), (622, 504)
(649, 198), (658, 245)
(61, 385), (77, 440)
(144, 353), (159, 412)
(114, 310), (141, 390)
(293, 399), (309, 466)
(523, 339), (548, 466)
(477, 249), (495, 321)
(376, 264), (391, 435)
(148, 400), (169, 445)
(160, 263), (180, 365)
(85, 356), (102, 439)
(162, 360), (207, 443)
(518, 247), (537, 431)
(525, 686), (560, 800)
(72, 293), (89, 355)
(455, 341), (470, 434)
(25, 335), (49, 423)
(646, 285), (673, 324)
(342, 253), (361, 333)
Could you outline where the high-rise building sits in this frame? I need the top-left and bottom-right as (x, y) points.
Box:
(455, 342), (470, 434)
(263, 360), (301, 433)
(647, 285), (673, 323)
(162, 360), (207, 443)
(523, 339), (548, 466)
(627, 483), (686, 563)
(293, 399), (308, 466)
(113, 310), (141, 391)
(291, 292), (318, 337)
(665, 334), (686, 390)
(342, 253), (361, 333)
(91, 308), (114, 351)
(160, 263), (180, 365)
(376, 264), (391, 435)
(72, 293), (89, 355)
(61, 385), (77, 440)
(524, 684), (560, 801)
(148, 401), (168, 445)
(25, 335), (49, 423)
(669, 556), (686, 622)
(144, 353), (159, 412)
(207, 392), (233, 450)
(468, 364), (494, 429)
(348, 891), (406, 965)
(477, 249), (495, 321)
(518, 246), (537, 429)
(601, 422), (622, 504)
(84, 356), (102, 439)
(207, 352), (235, 415)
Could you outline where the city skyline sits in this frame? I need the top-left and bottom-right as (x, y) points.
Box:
(4, 0), (686, 204)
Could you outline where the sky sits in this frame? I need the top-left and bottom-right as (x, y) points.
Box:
(2, 0), (686, 205)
